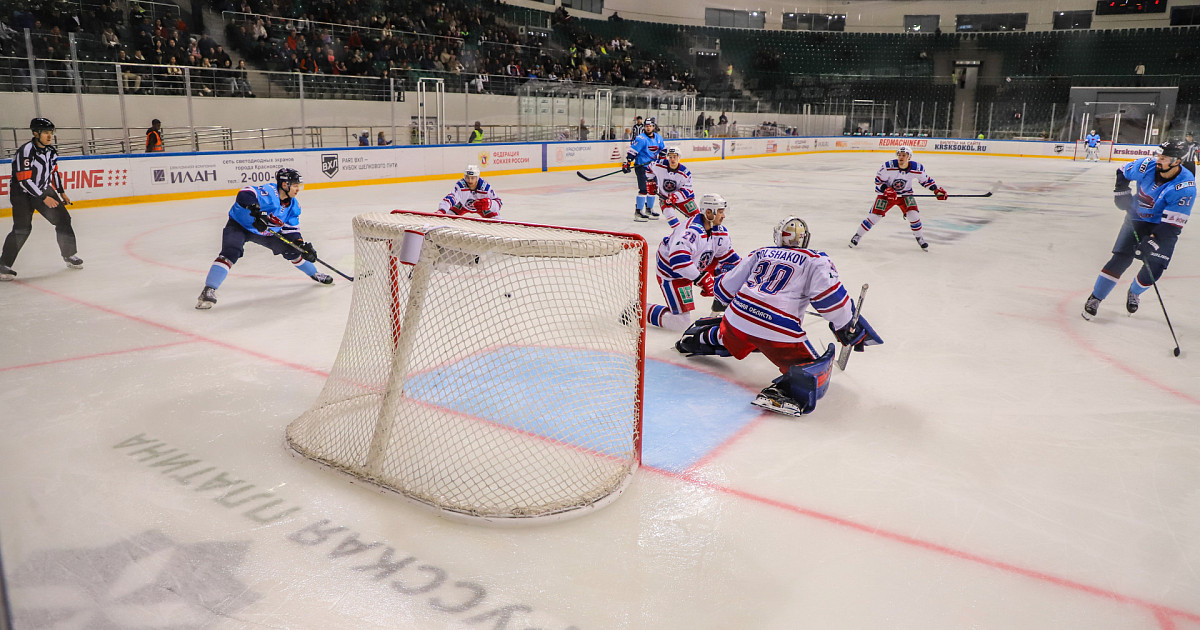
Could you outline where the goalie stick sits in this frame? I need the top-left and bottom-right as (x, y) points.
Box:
(835, 283), (869, 371)
(576, 168), (625, 182)
(266, 229), (355, 282)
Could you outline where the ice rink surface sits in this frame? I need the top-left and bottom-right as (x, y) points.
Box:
(1, 150), (1199, 630)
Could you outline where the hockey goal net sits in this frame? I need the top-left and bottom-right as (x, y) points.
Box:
(1073, 140), (1113, 161)
(287, 211), (647, 524)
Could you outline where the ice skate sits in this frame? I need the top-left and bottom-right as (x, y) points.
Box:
(1081, 294), (1101, 320)
(311, 273), (333, 285)
(1125, 288), (1140, 314)
(63, 255), (83, 269)
(647, 206), (661, 220)
(848, 235), (860, 248)
(751, 384), (807, 418)
(195, 286), (217, 309)
(916, 237), (929, 252)
(0, 265), (15, 281)
(634, 207), (649, 222)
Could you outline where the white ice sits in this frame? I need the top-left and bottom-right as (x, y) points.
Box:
(1, 152), (1199, 630)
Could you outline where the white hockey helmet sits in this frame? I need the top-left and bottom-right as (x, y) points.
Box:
(665, 146), (681, 158)
(896, 145), (913, 157)
(774, 216), (811, 249)
(698, 193), (727, 216)
(464, 164), (481, 177)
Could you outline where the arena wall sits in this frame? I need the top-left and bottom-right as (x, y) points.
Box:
(0, 136), (1156, 215)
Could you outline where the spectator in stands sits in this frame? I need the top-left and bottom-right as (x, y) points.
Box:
(469, 122), (484, 143)
(377, 131), (391, 146)
(578, 119), (589, 141)
(358, 130), (370, 146)
(146, 119), (163, 152)
(695, 112), (705, 133)
(101, 27), (120, 56)
(164, 56), (183, 94)
(231, 59), (254, 97)
(117, 50), (143, 94)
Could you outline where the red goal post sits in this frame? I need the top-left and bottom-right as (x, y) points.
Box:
(286, 211), (648, 525)
(1074, 140), (1113, 162)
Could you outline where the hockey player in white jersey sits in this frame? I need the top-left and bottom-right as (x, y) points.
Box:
(849, 146), (946, 251)
(437, 165), (502, 218)
(647, 146), (697, 228)
(646, 193), (741, 331)
(675, 217), (882, 416)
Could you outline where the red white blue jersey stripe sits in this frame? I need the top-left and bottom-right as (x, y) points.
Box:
(717, 246), (854, 343)
(655, 213), (739, 282)
(876, 159), (937, 195)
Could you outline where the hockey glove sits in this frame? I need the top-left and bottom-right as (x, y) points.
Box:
(696, 272), (715, 297)
(621, 161), (632, 174)
(469, 198), (498, 218)
(933, 187), (949, 201)
(646, 179), (658, 196)
(296, 240), (318, 263)
(883, 188), (898, 203)
(831, 320), (868, 351)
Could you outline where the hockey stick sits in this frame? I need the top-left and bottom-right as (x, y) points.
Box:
(1132, 232), (1182, 357)
(266, 229), (355, 282)
(835, 283), (869, 371)
(576, 168), (625, 182)
(908, 192), (993, 198)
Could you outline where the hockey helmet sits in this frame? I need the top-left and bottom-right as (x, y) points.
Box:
(896, 145), (913, 157)
(644, 116), (657, 129)
(30, 117), (55, 133)
(665, 146), (681, 158)
(464, 164), (481, 177)
(774, 216), (811, 249)
(1158, 140), (1188, 160)
(275, 167), (302, 188)
(698, 193), (727, 216)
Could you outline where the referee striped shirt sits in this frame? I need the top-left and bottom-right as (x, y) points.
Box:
(1184, 141), (1198, 164)
(10, 139), (63, 199)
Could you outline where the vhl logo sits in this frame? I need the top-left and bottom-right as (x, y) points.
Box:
(321, 154), (339, 178)
(152, 169), (166, 183)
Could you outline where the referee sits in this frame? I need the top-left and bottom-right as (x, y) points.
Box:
(1184, 132), (1197, 174)
(1, 117), (82, 281)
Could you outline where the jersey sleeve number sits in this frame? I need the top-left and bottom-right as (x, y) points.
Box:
(745, 261), (794, 295)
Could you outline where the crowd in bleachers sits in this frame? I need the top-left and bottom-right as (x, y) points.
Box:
(210, 0), (694, 95)
(3, 0), (256, 97)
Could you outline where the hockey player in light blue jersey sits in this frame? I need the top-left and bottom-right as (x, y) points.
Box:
(1082, 140), (1194, 320)
(622, 117), (665, 221)
(196, 168), (331, 309)
(1084, 130), (1103, 162)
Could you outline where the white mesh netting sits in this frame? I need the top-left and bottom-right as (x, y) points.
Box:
(287, 212), (647, 523)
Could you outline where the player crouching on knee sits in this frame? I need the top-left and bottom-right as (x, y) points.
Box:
(676, 216), (883, 417)
(196, 168), (330, 310)
(646, 193), (740, 331)
(849, 145), (946, 252)
(438, 164), (502, 219)
(649, 146), (698, 228)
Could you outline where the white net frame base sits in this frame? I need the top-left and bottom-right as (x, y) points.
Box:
(287, 212), (647, 525)
(1073, 140), (1113, 161)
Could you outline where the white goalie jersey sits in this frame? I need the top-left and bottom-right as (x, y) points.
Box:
(715, 246), (854, 343)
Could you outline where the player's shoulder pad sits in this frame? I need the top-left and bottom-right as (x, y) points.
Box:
(909, 161), (926, 171)
(677, 163), (692, 176)
(1135, 156), (1154, 173)
(883, 159), (896, 169)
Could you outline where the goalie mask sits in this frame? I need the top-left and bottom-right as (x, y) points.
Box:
(774, 216), (811, 249)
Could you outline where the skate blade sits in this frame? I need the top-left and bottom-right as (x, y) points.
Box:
(751, 396), (806, 417)
(196, 301), (214, 310)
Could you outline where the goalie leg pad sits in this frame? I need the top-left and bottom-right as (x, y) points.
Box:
(675, 316), (731, 356)
(758, 343), (836, 416)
